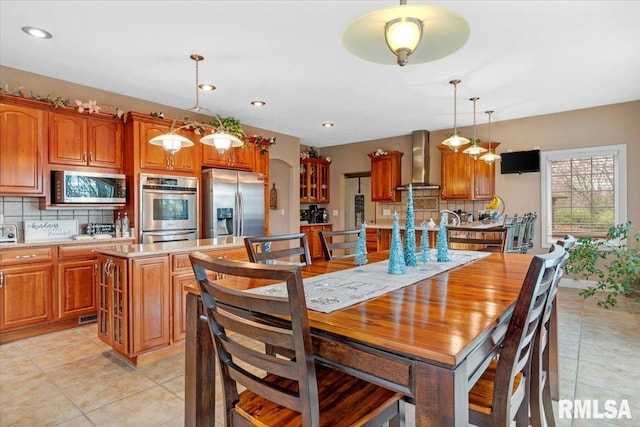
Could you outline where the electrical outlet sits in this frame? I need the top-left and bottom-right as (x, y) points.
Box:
(333, 210), (338, 216)
(281, 209), (285, 215)
(383, 209), (391, 216)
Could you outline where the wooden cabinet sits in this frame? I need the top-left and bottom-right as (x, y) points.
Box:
(0, 100), (45, 196)
(57, 245), (98, 319)
(98, 254), (170, 357)
(48, 111), (123, 170)
(0, 247), (54, 330)
(97, 256), (128, 354)
(438, 143), (498, 200)
(366, 227), (436, 252)
(253, 145), (270, 177)
(369, 151), (403, 202)
(170, 247), (247, 342)
(301, 224), (332, 260)
(138, 120), (197, 173)
(300, 158), (330, 203)
(202, 144), (253, 171)
(130, 256), (170, 355)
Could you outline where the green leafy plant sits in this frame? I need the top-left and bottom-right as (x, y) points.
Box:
(211, 116), (245, 140)
(566, 221), (640, 308)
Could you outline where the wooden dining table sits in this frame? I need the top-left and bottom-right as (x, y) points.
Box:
(184, 251), (539, 427)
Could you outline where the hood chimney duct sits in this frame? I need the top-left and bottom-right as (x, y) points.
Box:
(397, 130), (439, 190)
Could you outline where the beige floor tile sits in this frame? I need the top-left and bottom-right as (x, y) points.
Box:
(85, 386), (183, 427)
(46, 351), (136, 389)
(162, 375), (185, 400)
(137, 352), (185, 384)
(62, 369), (158, 412)
(0, 387), (82, 427)
(158, 414), (185, 427)
(576, 359), (640, 398)
(0, 370), (59, 409)
(15, 328), (87, 355)
(54, 415), (95, 427)
(0, 342), (24, 359)
(28, 339), (110, 371)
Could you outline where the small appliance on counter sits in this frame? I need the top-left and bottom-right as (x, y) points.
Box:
(86, 223), (117, 236)
(316, 208), (329, 223)
(0, 223), (18, 244)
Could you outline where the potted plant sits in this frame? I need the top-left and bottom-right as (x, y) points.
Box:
(566, 221), (640, 308)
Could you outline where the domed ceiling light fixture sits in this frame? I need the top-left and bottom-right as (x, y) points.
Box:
(480, 110), (502, 164)
(463, 97), (487, 159)
(441, 79), (469, 152)
(149, 54), (243, 161)
(343, 0), (470, 67)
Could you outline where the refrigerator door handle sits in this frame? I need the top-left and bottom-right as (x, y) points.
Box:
(238, 192), (244, 236)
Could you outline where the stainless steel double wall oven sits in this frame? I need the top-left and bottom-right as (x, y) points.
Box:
(140, 174), (198, 243)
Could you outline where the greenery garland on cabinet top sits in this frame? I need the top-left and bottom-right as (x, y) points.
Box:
(566, 221), (640, 308)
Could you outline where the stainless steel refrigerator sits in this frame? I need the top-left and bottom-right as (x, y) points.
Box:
(202, 168), (265, 238)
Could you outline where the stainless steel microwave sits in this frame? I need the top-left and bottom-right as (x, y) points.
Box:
(52, 171), (127, 204)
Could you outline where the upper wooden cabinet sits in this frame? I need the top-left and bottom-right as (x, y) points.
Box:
(48, 111), (123, 170)
(369, 151), (403, 202)
(137, 120), (197, 173)
(0, 100), (45, 196)
(438, 143), (499, 200)
(202, 144), (253, 171)
(300, 158), (330, 203)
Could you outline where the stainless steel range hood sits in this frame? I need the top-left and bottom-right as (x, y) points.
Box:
(397, 130), (440, 190)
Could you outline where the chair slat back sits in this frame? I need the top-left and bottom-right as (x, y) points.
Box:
(521, 213), (538, 253)
(490, 244), (568, 423)
(244, 233), (312, 266)
(190, 251), (320, 425)
(319, 229), (361, 260)
(446, 226), (509, 252)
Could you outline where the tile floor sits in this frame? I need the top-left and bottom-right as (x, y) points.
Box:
(1, 287), (639, 427)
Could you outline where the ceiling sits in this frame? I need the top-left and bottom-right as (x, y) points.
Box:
(1, 1), (639, 148)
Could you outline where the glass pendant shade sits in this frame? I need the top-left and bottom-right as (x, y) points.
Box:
(200, 132), (244, 154)
(463, 144), (487, 159)
(149, 133), (194, 155)
(385, 17), (423, 66)
(442, 79), (469, 152)
(463, 96), (487, 159)
(442, 134), (470, 152)
(479, 110), (501, 164)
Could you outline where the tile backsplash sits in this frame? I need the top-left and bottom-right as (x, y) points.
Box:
(375, 188), (495, 225)
(0, 197), (114, 242)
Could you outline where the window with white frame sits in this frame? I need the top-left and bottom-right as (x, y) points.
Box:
(540, 144), (627, 247)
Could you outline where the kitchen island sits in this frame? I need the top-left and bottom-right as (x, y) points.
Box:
(366, 220), (504, 252)
(94, 237), (247, 366)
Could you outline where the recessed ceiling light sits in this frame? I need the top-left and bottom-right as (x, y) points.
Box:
(251, 100), (266, 106)
(22, 26), (52, 39)
(322, 122), (334, 128)
(198, 83), (216, 91)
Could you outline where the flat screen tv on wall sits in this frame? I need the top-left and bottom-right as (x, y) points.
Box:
(500, 149), (541, 174)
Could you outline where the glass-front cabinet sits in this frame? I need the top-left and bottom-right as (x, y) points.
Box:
(300, 158), (330, 203)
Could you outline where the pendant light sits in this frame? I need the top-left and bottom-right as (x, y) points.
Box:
(342, 0), (470, 67)
(441, 79), (470, 152)
(149, 54), (243, 163)
(462, 97), (487, 159)
(479, 110), (501, 163)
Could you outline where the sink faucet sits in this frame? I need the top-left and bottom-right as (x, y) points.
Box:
(440, 210), (461, 227)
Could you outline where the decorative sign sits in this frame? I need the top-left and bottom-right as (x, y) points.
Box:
(24, 220), (78, 242)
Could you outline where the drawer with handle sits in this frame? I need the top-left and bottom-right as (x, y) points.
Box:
(0, 247), (53, 266)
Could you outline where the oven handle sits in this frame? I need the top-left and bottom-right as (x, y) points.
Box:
(144, 230), (195, 236)
(142, 189), (197, 196)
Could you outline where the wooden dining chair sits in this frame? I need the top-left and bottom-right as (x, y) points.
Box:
(467, 243), (569, 426)
(244, 233), (312, 265)
(319, 228), (361, 260)
(529, 235), (576, 427)
(189, 251), (405, 427)
(446, 226), (509, 252)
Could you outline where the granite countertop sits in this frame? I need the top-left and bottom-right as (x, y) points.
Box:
(0, 236), (135, 249)
(94, 237), (246, 258)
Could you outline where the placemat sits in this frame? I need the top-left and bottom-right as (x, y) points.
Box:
(249, 249), (491, 313)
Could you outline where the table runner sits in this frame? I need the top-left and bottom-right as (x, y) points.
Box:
(250, 249), (491, 313)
